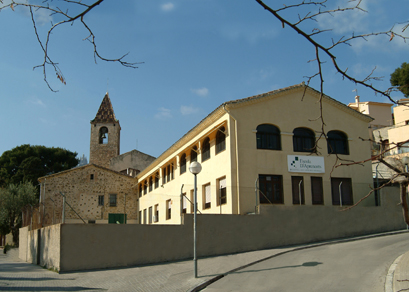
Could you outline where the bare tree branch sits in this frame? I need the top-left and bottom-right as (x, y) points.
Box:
(341, 175), (397, 211)
(0, 0), (141, 91)
(255, 0), (409, 104)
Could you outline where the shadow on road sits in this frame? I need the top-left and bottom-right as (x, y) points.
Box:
(0, 287), (106, 291)
(0, 277), (76, 281)
(229, 261), (323, 274)
(200, 261), (323, 278)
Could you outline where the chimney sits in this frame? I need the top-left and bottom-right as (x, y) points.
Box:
(355, 95), (360, 104)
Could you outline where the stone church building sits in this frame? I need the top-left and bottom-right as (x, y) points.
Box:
(38, 93), (155, 225)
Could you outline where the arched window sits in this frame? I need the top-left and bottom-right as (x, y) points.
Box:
(293, 128), (315, 152)
(99, 127), (108, 144)
(180, 153), (187, 175)
(143, 180), (148, 195)
(190, 146), (198, 162)
(154, 172), (159, 189)
(202, 137), (211, 162)
(327, 130), (349, 155)
(162, 167), (166, 185)
(149, 177), (153, 192)
(216, 126), (226, 154)
(256, 124), (281, 150)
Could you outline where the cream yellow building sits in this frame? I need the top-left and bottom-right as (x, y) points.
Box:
(348, 96), (393, 130)
(368, 98), (409, 180)
(137, 83), (375, 224)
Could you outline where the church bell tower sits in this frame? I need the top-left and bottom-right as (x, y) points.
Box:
(89, 93), (121, 168)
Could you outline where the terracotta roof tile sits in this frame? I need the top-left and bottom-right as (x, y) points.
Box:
(91, 93), (117, 124)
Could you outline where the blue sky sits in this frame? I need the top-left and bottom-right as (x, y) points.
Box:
(0, 0), (408, 160)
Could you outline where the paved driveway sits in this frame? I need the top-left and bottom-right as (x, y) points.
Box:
(203, 233), (409, 292)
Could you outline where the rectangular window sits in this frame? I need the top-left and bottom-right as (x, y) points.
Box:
(331, 177), (353, 205)
(109, 194), (117, 207)
(217, 177), (227, 205)
(154, 204), (159, 222)
(166, 199), (171, 220)
(291, 176), (305, 205)
(138, 211), (141, 224)
(203, 183), (211, 209)
(311, 177), (324, 205)
(182, 193), (187, 214)
(170, 164), (174, 180)
(98, 195), (104, 206)
(90, 174), (94, 180)
(143, 209), (147, 224)
(167, 165), (171, 182)
(259, 175), (283, 204)
(399, 142), (409, 154)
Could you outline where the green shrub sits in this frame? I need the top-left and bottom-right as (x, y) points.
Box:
(3, 243), (11, 254)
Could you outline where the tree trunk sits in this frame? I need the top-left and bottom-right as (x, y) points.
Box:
(401, 182), (409, 226)
(11, 226), (19, 247)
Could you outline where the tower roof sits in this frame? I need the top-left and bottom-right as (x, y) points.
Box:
(91, 93), (118, 124)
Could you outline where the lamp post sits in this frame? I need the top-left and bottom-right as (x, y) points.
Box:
(189, 161), (202, 278)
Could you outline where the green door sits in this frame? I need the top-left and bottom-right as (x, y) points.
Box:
(108, 213), (127, 224)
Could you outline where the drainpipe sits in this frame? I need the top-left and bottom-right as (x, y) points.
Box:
(180, 184), (184, 223)
(223, 105), (240, 214)
(299, 180), (303, 205)
(61, 194), (66, 224)
(375, 163), (380, 206)
(339, 181), (343, 207)
(255, 177), (259, 214)
(124, 193), (127, 224)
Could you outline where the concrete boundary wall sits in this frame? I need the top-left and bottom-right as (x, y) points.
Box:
(19, 225), (61, 269)
(20, 186), (406, 272)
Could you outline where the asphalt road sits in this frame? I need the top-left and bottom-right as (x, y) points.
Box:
(203, 233), (409, 292)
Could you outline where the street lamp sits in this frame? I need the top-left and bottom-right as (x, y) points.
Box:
(189, 161), (202, 278)
(402, 156), (409, 229)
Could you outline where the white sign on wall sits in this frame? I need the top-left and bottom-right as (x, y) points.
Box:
(287, 155), (325, 173)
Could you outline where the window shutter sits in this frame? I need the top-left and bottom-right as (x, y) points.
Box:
(182, 195), (187, 209)
(219, 178), (226, 189)
(205, 184), (211, 203)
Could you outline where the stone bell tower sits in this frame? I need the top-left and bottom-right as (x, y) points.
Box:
(89, 93), (121, 168)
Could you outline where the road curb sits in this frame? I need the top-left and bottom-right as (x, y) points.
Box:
(189, 229), (409, 292)
(385, 254), (403, 292)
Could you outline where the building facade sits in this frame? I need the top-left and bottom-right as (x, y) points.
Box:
(137, 83), (375, 225)
(38, 83), (379, 227)
(39, 94), (139, 225)
(39, 164), (137, 224)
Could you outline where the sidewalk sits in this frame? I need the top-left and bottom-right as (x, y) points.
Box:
(1, 245), (295, 292)
(1, 230), (408, 292)
(391, 250), (409, 292)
